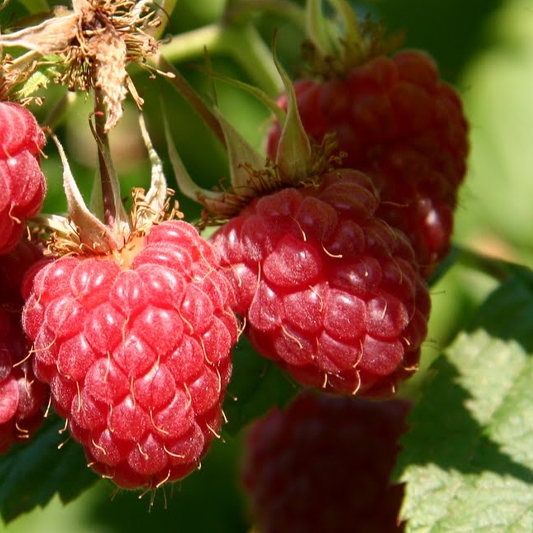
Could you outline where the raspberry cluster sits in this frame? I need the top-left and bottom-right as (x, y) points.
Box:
(0, 101), (48, 455)
(0, 98), (241, 490)
(206, 34), (469, 399)
(0, 1), (469, 503)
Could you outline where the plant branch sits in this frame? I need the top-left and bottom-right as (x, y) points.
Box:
(93, 87), (115, 227)
(456, 246), (514, 283)
(159, 22), (283, 96)
(224, 0), (305, 29)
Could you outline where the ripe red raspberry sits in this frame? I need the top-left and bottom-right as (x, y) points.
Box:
(242, 391), (410, 533)
(0, 102), (47, 255)
(1, 239), (49, 454)
(22, 220), (238, 489)
(267, 50), (469, 277)
(211, 169), (430, 397)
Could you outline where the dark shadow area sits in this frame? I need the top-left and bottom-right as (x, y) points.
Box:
(223, 336), (300, 436)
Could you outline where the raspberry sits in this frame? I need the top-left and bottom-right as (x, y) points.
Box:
(267, 50), (469, 277)
(242, 391), (410, 533)
(0, 102), (47, 255)
(1, 239), (49, 454)
(22, 220), (238, 489)
(211, 169), (430, 397)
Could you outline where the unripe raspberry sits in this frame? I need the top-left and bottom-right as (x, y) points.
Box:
(242, 391), (410, 533)
(211, 170), (430, 398)
(267, 50), (469, 277)
(22, 220), (238, 489)
(0, 102), (47, 254)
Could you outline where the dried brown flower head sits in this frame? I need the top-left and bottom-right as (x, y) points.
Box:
(0, 0), (160, 130)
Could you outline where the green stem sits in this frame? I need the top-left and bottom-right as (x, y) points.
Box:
(229, 23), (283, 96)
(159, 23), (224, 64)
(456, 246), (513, 283)
(224, 0), (305, 29)
(160, 23), (283, 96)
(151, 0), (179, 39)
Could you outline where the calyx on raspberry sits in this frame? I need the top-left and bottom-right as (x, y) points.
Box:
(22, 115), (239, 489)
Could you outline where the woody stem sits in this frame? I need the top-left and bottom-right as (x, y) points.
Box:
(94, 87), (115, 227)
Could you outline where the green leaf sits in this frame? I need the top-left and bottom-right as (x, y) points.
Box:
(396, 266), (533, 532)
(16, 70), (50, 100)
(0, 416), (97, 524)
(223, 336), (300, 436)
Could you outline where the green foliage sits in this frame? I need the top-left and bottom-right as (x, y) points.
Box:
(223, 336), (300, 436)
(0, 418), (96, 524)
(396, 266), (533, 532)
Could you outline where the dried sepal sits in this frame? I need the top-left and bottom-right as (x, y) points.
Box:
(0, 8), (78, 55)
(164, 35), (340, 225)
(163, 111), (231, 219)
(51, 132), (121, 254)
(131, 112), (182, 233)
(0, 52), (48, 103)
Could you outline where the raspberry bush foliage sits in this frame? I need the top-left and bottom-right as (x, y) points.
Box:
(1, 0), (533, 532)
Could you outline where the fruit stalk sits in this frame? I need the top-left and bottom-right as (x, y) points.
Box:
(94, 87), (117, 228)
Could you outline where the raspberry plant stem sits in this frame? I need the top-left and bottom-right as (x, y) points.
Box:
(94, 88), (116, 228)
(160, 23), (283, 96)
(457, 246), (513, 282)
(224, 0), (305, 28)
(150, 0), (178, 39)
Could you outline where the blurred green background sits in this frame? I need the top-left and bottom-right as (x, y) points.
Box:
(2, 0), (533, 531)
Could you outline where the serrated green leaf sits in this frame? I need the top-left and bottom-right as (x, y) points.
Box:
(396, 266), (533, 532)
(0, 416), (97, 524)
(222, 336), (300, 436)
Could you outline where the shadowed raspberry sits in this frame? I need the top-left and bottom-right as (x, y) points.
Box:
(242, 391), (410, 533)
(267, 50), (469, 277)
(22, 220), (238, 489)
(0, 102), (46, 254)
(1, 239), (49, 454)
(211, 170), (430, 398)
